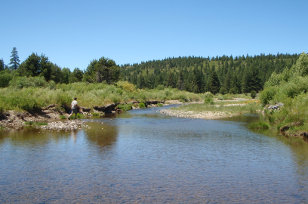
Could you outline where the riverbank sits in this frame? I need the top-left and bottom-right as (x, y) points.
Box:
(0, 100), (182, 131)
(0, 106), (86, 131)
(160, 98), (308, 141)
(160, 98), (259, 120)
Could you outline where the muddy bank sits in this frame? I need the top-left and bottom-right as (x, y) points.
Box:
(0, 100), (175, 130)
(0, 110), (86, 131)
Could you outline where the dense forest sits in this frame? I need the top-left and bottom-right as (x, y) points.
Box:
(0, 47), (300, 94)
(121, 54), (299, 94)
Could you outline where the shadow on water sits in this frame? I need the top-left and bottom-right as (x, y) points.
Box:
(0, 128), (72, 147)
(83, 122), (118, 150)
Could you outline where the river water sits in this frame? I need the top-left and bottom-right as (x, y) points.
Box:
(0, 106), (307, 203)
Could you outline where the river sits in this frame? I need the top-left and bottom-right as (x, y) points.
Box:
(0, 106), (307, 203)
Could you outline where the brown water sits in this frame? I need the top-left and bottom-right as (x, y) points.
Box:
(0, 106), (307, 203)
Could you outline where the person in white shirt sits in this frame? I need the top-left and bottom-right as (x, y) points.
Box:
(68, 97), (78, 119)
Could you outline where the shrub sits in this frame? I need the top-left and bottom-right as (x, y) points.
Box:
(139, 102), (146, 108)
(204, 92), (214, 105)
(156, 85), (164, 90)
(116, 81), (136, 92)
(260, 86), (277, 106)
(0, 71), (13, 87)
(248, 121), (270, 130)
(251, 91), (257, 99)
(92, 112), (100, 118)
(157, 103), (163, 107)
(117, 104), (133, 111)
(178, 94), (189, 102)
(9, 76), (47, 89)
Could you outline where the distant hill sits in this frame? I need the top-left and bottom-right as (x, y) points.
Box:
(121, 54), (299, 94)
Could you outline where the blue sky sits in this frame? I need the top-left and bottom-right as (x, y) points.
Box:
(1, 0), (307, 70)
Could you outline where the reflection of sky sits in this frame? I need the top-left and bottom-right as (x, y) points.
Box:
(0, 107), (308, 203)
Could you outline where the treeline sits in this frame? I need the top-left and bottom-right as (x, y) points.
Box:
(0, 47), (120, 87)
(121, 54), (299, 94)
(0, 47), (300, 95)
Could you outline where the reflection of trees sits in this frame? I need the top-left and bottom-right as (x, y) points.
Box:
(0, 132), (5, 145)
(0, 129), (71, 147)
(84, 122), (118, 149)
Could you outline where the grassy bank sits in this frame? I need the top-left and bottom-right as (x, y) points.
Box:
(0, 80), (202, 113)
(163, 93), (261, 119)
(174, 101), (260, 115)
(257, 53), (308, 136)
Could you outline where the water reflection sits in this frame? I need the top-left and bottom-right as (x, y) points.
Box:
(84, 122), (118, 149)
(0, 129), (72, 147)
(0, 107), (307, 203)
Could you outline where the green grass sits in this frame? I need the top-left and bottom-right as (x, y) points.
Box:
(258, 53), (308, 135)
(92, 112), (101, 118)
(248, 121), (270, 130)
(25, 121), (48, 126)
(69, 113), (84, 120)
(0, 81), (202, 112)
(139, 102), (146, 109)
(117, 104), (133, 111)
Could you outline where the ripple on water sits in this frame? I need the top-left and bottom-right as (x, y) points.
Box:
(0, 107), (307, 203)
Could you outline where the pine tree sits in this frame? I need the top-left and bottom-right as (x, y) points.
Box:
(207, 71), (220, 94)
(9, 47), (20, 70)
(0, 59), (4, 71)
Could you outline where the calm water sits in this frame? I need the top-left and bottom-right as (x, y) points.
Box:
(0, 106), (307, 203)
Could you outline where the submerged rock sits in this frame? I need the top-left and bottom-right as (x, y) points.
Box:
(40, 120), (87, 131)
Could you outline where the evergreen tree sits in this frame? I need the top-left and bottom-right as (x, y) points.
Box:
(0, 59), (4, 71)
(70, 68), (84, 83)
(83, 57), (120, 84)
(9, 47), (20, 70)
(18, 53), (41, 76)
(61, 68), (71, 84)
(18, 53), (60, 82)
(207, 71), (220, 94)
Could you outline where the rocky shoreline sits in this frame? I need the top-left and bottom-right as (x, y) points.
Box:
(160, 109), (238, 120)
(0, 100), (173, 131)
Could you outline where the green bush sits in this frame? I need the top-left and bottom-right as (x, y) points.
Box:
(139, 102), (146, 108)
(178, 94), (189, 102)
(248, 121), (270, 130)
(260, 86), (277, 106)
(116, 81), (136, 92)
(156, 85), (164, 90)
(0, 71), (13, 87)
(117, 104), (133, 111)
(92, 112), (100, 118)
(251, 91), (257, 99)
(9, 76), (47, 89)
(204, 92), (214, 105)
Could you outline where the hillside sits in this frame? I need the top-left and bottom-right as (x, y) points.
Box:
(121, 54), (299, 94)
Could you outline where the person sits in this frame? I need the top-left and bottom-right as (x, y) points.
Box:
(68, 97), (78, 119)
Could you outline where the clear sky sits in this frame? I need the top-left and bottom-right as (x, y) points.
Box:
(1, 0), (307, 70)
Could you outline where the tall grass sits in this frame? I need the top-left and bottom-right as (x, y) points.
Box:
(0, 80), (202, 112)
(259, 53), (308, 134)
